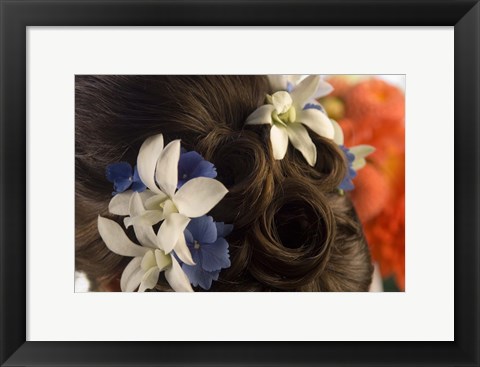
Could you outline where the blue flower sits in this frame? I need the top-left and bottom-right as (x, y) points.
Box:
(177, 151), (217, 189)
(180, 216), (232, 290)
(339, 146), (357, 191)
(106, 162), (146, 195)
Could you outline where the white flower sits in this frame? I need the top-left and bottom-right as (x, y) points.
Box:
(332, 119), (375, 170)
(97, 212), (193, 292)
(246, 75), (334, 166)
(108, 134), (228, 257)
(268, 75), (333, 100)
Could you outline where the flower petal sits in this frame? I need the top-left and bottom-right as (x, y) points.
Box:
(109, 190), (156, 216)
(120, 257), (143, 292)
(138, 267), (161, 292)
(106, 162), (132, 183)
(97, 216), (148, 257)
(165, 256), (194, 292)
(141, 250), (157, 271)
(186, 215), (217, 244)
(270, 123), (289, 160)
(173, 234), (195, 266)
(157, 213), (191, 254)
(137, 134), (164, 194)
(128, 192), (159, 248)
(291, 75), (321, 110)
(200, 237), (231, 272)
(286, 123), (317, 166)
(350, 145), (376, 170)
(155, 249), (172, 271)
(245, 105), (274, 125)
(144, 192), (168, 210)
(124, 210), (164, 229)
(271, 91), (292, 114)
(155, 139), (181, 198)
(268, 75), (287, 92)
(297, 108), (335, 139)
(174, 177), (228, 218)
(182, 265), (220, 290)
(312, 79), (334, 99)
(331, 119), (344, 145)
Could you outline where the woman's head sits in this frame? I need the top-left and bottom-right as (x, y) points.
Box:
(75, 75), (373, 292)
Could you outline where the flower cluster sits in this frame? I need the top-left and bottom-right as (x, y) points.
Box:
(98, 134), (231, 292)
(247, 75), (374, 190)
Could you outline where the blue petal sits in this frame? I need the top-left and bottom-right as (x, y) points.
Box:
(215, 222), (233, 238)
(186, 216), (218, 244)
(339, 178), (355, 191)
(113, 178), (132, 194)
(178, 151), (203, 180)
(303, 103), (326, 114)
(286, 82), (294, 93)
(190, 160), (217, 180)
(131, 180), (146, 192)
(182, 264), (220, 290)
(184, 228), (194, 246)
(200, 237), (231, 272)
(106, 162), (132, 183)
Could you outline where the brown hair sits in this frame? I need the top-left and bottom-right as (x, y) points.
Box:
(75, 75), (373, 292)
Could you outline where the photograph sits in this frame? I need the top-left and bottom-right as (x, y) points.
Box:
(75, 74), (405, 292)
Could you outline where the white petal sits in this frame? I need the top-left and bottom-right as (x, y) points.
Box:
(268, 75), (287, 92)
(270, 124), (289, 160)
(271, 91), (292, 114)
(124, 210), (164, 229)
(173, 234), (195, 266)
(285, 75), (304, 86)
(157, 213), (191, 254)
(125, 268), (145, 292)
(291, 75), (321, 110)
(174, 177), (228, 218)
(245, 105), (274, 125)
(137, 134), (164, 194)
(297, 108), (335, 139)
(109, 190), (156, 216)
(97, 216), (148, 257)
(331, 119), (344, 145)
(128, 192), (160, 248)
(162, 199), (178, 217)
(141, 250), (157, 271)
(155, 249), (172, 271)
(312, 79), (334, 99)
(120, 257), (143, 292)
(350, 145), (376, 170)
(138, 267), (160, 292)
(165, 256), (194, 292)
(144, 192), (168, 210)
(155, 139), (180, 198)
(286, 123), (317, 167)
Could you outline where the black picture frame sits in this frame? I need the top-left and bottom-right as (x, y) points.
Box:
(1, 1), (479, 366)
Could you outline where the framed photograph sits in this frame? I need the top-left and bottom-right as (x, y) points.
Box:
(1, 0), (479, 366)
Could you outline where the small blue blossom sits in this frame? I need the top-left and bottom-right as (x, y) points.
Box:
(106, 162), (146, 195)
(339, 146), (357, 191)
(303, 103), (326, 114)
(177, 151), (217, 189)
(180, 216), (232, 290)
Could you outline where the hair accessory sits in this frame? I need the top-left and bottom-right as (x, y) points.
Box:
(246, 75), (335, 166)
(98, 134), (230, 292)
(331, 118), (375, 191)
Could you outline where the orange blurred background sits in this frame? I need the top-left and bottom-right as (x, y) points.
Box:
(321, 76), (405, 291)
